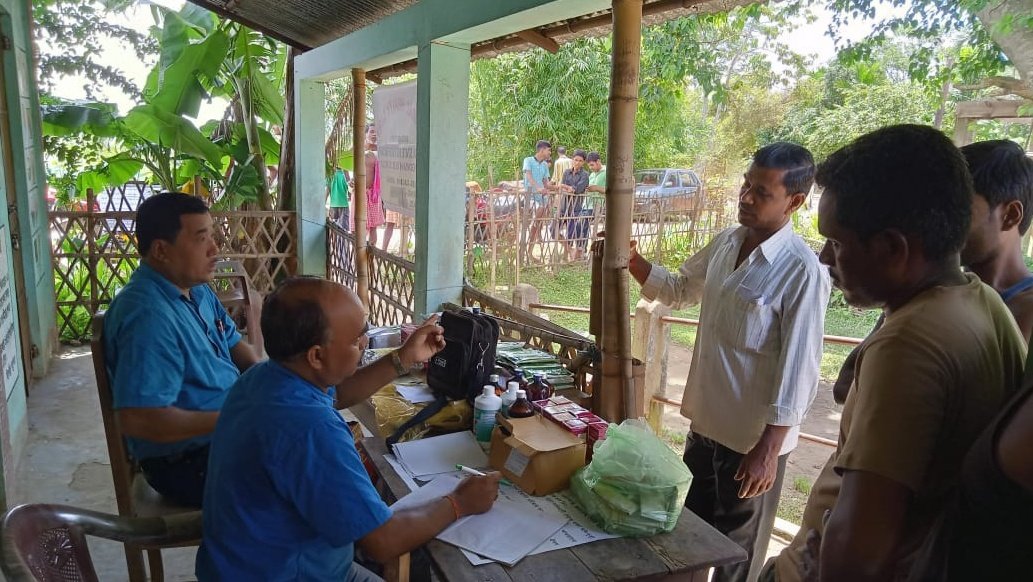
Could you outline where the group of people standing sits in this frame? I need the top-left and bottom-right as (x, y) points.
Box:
(326, 123), (400, 250)
(97, 122), (1033, 581)
(632, 125), (1033, 582)
(522, 141), (607, 260)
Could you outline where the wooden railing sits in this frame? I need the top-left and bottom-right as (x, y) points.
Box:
(526, 300), (861, 448)
(326, 221), (416, 326)
(462, 285), (596, 395)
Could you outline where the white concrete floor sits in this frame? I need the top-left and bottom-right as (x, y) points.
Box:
(7, 345), (196, 581)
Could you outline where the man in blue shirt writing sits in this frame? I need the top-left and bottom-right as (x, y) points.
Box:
(197, 277), (501, 580)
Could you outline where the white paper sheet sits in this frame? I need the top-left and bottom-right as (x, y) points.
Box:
(460, 490), (620, 566)
(391, 475), (568, 566)
(383, 454), (421, 491)
(392, 431), (489, 479)
(396, 384), (437, 404)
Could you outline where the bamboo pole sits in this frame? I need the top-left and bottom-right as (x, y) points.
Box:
(86, 188), (99, 317)
(352, 69), (370, 310)
(489, 191), (497, 292)
(598, 0), (642, 423)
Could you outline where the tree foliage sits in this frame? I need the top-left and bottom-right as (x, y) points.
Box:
(33, 0), (156, 100)
(824, 0), (1033, 98)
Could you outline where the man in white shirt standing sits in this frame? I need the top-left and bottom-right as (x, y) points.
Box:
(629, 142), (830, 582)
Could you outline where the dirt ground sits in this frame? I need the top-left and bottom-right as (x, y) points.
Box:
(658, 343), (843, 525)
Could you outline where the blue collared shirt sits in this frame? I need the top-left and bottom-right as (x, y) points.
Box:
(196, 360), (392, 581)
(104, 263), (241, 460)
(523, 155), (551, 203)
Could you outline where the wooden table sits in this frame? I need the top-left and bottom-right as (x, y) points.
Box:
(353, 405), (747, 582)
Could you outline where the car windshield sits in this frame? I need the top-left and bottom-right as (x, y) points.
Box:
(635, 171), (664, 186)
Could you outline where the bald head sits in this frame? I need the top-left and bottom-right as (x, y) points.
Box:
(261, 277), (364, 362)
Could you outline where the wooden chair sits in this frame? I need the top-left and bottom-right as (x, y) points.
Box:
(210, 259), (265, 358)
(90, 313), (200, 582)
(0, 503), (201, 582)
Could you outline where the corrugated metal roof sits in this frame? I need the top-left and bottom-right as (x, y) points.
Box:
(187, 0), (749, 73)
(186, 0), (419, 49)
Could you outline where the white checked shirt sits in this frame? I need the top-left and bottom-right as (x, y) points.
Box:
(641, 222), (831, 455)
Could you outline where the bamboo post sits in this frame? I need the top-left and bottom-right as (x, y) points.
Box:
(86, 188), (99, 317)
(514, 192), (522, 288)
(352, 69), (370, 309)
(489, 190), (497, 292)
(597, 0), (643, 423)
(466, 192), (475, 273)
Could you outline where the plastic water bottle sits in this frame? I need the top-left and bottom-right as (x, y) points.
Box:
(501, 381), (519, 416)
(473, 385), (502, 443)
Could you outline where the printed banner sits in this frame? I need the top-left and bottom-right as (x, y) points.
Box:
(372, 80), (417, 217)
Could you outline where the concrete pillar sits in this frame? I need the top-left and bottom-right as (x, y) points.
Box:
(414, 41), (471, 315)
(294, 78), (327, 276)
(632, 299), (671, 433)
(512, 284), (540, 312)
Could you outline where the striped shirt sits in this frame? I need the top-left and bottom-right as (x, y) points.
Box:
(641, 222), (831, 455)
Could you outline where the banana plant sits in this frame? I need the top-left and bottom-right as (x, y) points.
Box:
(41, 3), (284, 209)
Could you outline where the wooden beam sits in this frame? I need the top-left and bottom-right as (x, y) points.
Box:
(515, 28), (560, 53)
(955, 99), (1031, 120)
(366, 0), (717, 80)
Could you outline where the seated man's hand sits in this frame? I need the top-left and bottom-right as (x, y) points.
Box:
(452, 472), (502, 517)
(397, 315), (445, 367)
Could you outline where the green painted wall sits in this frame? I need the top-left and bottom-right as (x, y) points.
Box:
(4, 0), (57, 377)
(0, 0), (59, 504)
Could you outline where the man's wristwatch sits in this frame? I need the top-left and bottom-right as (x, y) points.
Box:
(389, 351), (408, 377)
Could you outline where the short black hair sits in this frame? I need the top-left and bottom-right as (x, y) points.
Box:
(753, 142), (816, 195)
(817, 124), (972, 260)
(261, 277), (332, 361)
(586, 152), (601, 163)
(573, 149), (587, 160)
(557, 146), (566, 154)
(536, 140), (551, 152)
(136, 192), (210, 256)
(961, 140), (1033, 233)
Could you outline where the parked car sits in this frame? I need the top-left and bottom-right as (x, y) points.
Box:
(633, 168), (703, 223)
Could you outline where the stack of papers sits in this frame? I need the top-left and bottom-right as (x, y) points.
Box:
(460, 489), (619, 566)
(391, 431), (489, 479)
(391, 474), (570, 566)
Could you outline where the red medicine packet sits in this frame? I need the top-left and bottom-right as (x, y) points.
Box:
(562, 418), (589, 436)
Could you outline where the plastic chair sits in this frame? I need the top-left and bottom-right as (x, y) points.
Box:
(0, 503), (201, 582)
(90, 313), (200, 582)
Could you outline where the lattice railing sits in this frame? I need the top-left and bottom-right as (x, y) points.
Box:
(50, 209), (296, 341)
(326, 221), (356, 288)
(326, 221), (415, 326)
(212, 212), (296, 293)
(367, 245), (416, 326)
(465, 187), (736, 295)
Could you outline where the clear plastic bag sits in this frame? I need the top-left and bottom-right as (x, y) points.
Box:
(570, 419), (692, 537)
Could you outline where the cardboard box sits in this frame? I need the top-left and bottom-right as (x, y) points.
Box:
(489, 414), (586, 496)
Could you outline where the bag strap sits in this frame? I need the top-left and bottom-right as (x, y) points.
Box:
(386, 394), (449, 449)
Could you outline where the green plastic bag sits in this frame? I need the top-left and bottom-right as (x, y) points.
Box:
(570, 419), (692, 537)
